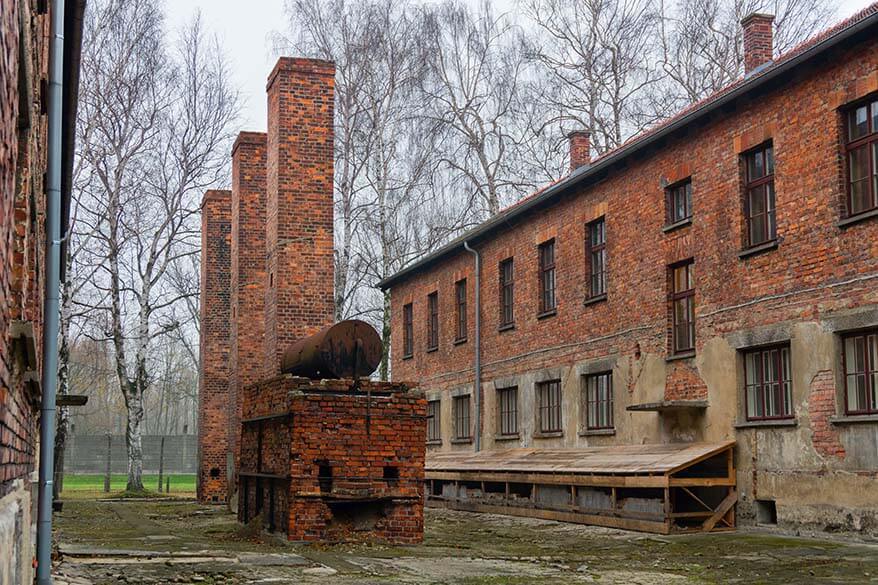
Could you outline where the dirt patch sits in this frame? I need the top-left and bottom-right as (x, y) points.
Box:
(54, 501), (878, 584)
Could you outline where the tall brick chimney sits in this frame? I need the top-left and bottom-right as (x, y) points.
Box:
(228, 131), (267, 497)
(568, 130), (591, 172)
(198, 189), (232, 504)
(263, 58), (336, 377)
(741, 13), (774, 74)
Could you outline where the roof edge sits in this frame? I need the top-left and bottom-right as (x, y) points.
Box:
(377, 6), (878, 291)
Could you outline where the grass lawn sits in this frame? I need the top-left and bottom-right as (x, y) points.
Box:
(60, 473), (196, 498)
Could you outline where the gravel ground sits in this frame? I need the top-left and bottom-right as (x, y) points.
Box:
(52, 499), (878, 584)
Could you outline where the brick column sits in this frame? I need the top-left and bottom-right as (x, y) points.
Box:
(198, 189), (232, 504)
(263, 58), (336, 377)
(228, 132), (267, 501)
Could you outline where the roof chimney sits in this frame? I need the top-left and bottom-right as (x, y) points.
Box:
(741, 13), (774, 74)
(568, 130), (591, 172)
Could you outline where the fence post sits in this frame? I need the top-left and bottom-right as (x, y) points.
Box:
(103, 434), (111, 493)
(166, 476), (170, 494)
(158, 436), (165, 493)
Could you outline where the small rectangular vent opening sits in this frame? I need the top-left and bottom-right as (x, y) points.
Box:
(756, 499), (777, 525)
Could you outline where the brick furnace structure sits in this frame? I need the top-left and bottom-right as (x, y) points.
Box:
(198, 57), (426, 543)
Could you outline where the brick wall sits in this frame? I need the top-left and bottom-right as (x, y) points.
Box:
(238, 377), (426, 543)
(229, 132), (267, 490)
(198, 189), (232, 503)
(263, 58), (335, 377)
(1, 1), (50, 582)
(391, 34), (878, 404)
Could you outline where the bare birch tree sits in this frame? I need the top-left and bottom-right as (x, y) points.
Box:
(420, 0), (531, 216)
(74, 0), (239, 490)
(658, 0), (835, 103)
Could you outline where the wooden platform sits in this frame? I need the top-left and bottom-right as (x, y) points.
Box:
(425, 441), (736, 534)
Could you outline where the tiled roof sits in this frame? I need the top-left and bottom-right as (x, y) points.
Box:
(378, 2), (878, 290)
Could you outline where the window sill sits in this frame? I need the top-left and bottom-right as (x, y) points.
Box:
(537, 309), (557, 320)
(734, 419), (797, 429)
(498, 323), (515, 332)
(583, 294), (607, 307)
(738, 239), (778, 259)
(830, 414), (878, 425)
(426, 347), (438, 354)
(533, 430), (563, 439)
(579, 428), (615, 437)
(838, 207), (878, 228)
(402, 354), (413, 361)
(426, 440), (442, 446)
(450, 437), (473, 445)
(494, 434), (520, 441)
(453, 337), (468, 346)
(663, 217), (692, 233)
(666, 350), (696, 362)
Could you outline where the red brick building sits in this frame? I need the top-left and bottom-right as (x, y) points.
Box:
(198, 57), (426, 543)
(380, 6), (878, 534)
(0, 0), (84, 581)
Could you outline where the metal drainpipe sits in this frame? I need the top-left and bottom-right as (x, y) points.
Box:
(36, 0), (65, 582)
(463, 241), (481, 452)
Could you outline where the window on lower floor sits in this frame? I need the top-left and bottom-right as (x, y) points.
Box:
(744, 345), (793, 421)
(497, 386), (518, 436)
(844, 330), (878, 415)
(426, 399), (441, 442)
(846, 97), (878, 217)
(583, 372), (614, 430)
(453, 395), (471, 440)
(537, 380), (562, 433)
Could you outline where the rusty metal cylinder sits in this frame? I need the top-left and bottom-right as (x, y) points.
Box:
(280, 319), (383, 379)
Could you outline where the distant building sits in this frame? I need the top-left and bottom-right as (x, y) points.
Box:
(0, 0), (85, 582)
(379, 6), (878, 535)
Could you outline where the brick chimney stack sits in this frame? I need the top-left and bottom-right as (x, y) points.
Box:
(228, 131), (267, 497)
(263, 58), (336, 377)
(568, 130), (591, 172)
(198, 189), (232, 504)
(741, 13), (774, 74)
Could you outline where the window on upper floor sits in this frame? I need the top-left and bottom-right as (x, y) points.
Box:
(666, 178), (692, 226)
(743, 345), (793, 421)
(538, 239), (556, 315)
(454, 279), (467, 343)
(586, 218), (607, 299)
(583, 372), (614, 431)
(426, 292), (439, 351)
(844, 330), (877, 415)
(402, 303), (413, 358)
(497, 386), (518, 437)
(452, 395), (471, 440)
(426, 399), (441, 442)
(743, 143), (776, 248)
(537, 379), (562, 433)
(846, 97), (878, 218)
(670, 260), (695, 355)
(499, 258), (514, 329)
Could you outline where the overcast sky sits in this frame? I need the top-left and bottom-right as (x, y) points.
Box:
(165, 0), (875, 133)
